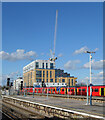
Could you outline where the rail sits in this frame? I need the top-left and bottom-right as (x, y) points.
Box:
(26, 92), (105, 103)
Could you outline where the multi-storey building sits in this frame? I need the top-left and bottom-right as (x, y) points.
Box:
(13, 77), (23, 90)
(23, 60), (77, 87)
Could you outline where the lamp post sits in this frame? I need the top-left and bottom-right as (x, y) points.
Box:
(84, 51), (95, 106)
(86, 79), (89, 105)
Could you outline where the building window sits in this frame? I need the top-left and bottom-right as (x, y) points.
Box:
(36, 62), (39, 69)
(36, 79), (42, 82)
(43, 71), (45, 77)
(43, 79), (45, 82)
(46, 79), (48, 82)
(30, 80), (32, 86)
(36, 70), (42, 77)
(31, 72), (32, 78)
(46, 63), (48, 69)
(50, 71), (52, 78)
(55, 71), (57, 78)
(62, 79), (65, 82)
(42, 63), (44, 69)
(72, 79), (73, 86)
(50, 63), (54, 69)
(50, 79), (53, 82)
(59, 79), (61, 83)
(28, 73), (29, 87)
(55, 79), (57, 83)
(69, 79), (70, 86)
(47, 71), (48, 78)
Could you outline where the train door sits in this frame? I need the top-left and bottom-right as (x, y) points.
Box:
(65, 88), (67, 94)
(75, 88), (77, 95)
(101, 88), (104, 96)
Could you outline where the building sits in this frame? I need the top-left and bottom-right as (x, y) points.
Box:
(13, 77), (23, 90)
(23, 60), (77, 87)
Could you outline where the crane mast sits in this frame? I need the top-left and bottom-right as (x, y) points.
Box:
(49, 10), (58, 62)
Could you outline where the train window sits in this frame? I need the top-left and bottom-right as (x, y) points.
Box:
(94, 89), (98, 92)
(79, 89), (81, 91)
(82, 89), (85, 91)
(68, 89), (70, 92)
(62, 89), (64, 91)
(53, 89), (55, 91)
(71, 89), (74, 91)
(48, 89), (50, 91)
(92, 89), (93, 92)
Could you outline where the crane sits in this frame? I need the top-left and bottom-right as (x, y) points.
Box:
(49, 10), (58, 62)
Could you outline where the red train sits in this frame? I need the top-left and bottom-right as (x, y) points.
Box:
(22, 85), (105, 97)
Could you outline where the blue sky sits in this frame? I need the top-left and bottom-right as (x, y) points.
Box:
(1, 2), (103, 85)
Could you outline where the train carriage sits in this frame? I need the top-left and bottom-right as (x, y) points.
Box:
(92, 85), (105, 97)
(60, 87), (65, 94)
(22, 85), (105, 97)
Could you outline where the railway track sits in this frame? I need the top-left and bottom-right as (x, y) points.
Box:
(0, 97), (44, 120)
(2, 97), (65, 120)
(23, 92), (105, 103)
(2, 101), (45, 120)
(0, 98), (14, 120)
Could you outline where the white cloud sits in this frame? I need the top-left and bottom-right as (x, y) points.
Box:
(93, 48), (99, 52)
(41, 53), (44, 56)
(0, 49), (37, 61)
(73, 46), (89, 55)
(73, 46), (99, 55)
(84, 71), (103, 85)
(64, 60), (80, 70)
(58, 53), (63, 57)
(78, 71), (104, 85)
(83, 59), (105, 70)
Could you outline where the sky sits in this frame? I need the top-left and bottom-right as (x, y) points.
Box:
(1, 2), (104, 86)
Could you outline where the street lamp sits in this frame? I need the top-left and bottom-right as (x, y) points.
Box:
(84, 51), (95, 106)
(86, 79), (89, 105)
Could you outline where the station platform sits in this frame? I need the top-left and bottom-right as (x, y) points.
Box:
(14, 95), (105, 118)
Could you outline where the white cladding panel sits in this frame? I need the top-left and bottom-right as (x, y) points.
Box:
(33, 82), (66, 87)
(23, 60), (55, 73)
(13, 78), (23, 90)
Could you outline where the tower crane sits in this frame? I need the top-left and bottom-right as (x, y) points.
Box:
(49, 10), (58, 62)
